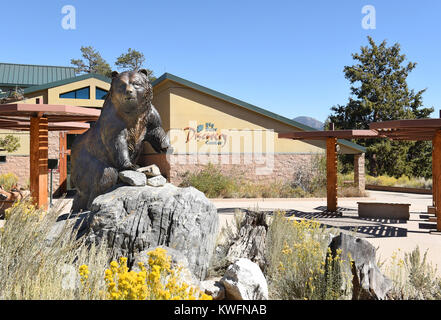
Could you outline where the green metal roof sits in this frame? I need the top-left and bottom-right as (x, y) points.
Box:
(0, 63), (76, 88)
(23, 73), (111, 94)
(152, 73), (366, 153)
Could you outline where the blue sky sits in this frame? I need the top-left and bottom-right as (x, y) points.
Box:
(1, 0), (440, 122)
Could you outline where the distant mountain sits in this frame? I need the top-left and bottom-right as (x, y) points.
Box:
(293, 116), (324, 130)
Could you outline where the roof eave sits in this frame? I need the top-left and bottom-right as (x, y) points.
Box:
(152, 73), (366, 154)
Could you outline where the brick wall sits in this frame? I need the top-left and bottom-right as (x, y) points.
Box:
(47, 131), (60, 193)
(0, 156), (30, 187)
(354, 153), (366, 192)
(140, 153), (322, 186)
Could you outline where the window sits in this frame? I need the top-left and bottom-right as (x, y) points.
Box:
(59, 87), (90, 99)
(96, 87), (108, 100)
(0, 156), (6, 163)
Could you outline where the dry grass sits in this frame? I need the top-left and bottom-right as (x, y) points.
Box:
(0, 198), (110, 300)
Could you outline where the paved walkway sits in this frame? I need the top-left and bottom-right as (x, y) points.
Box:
(5, 189), (439, 276)
(213, 190), (441, 275)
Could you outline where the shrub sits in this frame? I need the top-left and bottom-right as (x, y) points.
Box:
(366, 174), (432, 189)
(179, 163), (236, 198)
(180, 162), (367, 199)
(291, 154), (326, 194)
(94, 247), (212, 300)
(265, 211), (352, 300)
(0, 172), (19, 191)
(383, 247), (441, 300)
(338, 186), (367, 198)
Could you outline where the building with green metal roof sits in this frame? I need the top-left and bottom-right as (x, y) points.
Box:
(0, 63), (366, 193)
(0, 63), (76, 94)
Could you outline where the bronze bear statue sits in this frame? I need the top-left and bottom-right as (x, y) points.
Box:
(70, 69), (171, 211)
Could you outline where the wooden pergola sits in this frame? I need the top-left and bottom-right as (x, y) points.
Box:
(0, 103), (100, 208)
(279, 118), (441, 231)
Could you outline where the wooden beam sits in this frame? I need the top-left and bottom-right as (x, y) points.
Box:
(30, 116), (48, 209)
(278, 129), (380, 140)
(326, 137), (338, 212)
(370, 118), (441, 130)
(434, 130), (441, 231)
(58, 132), (68, 196)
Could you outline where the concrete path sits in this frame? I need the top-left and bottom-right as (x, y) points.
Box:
(213, 190), (441, 275)
(5, 189), (439, 276)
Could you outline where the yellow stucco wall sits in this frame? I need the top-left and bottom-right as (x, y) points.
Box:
(0, 130), (29, 156)
(47, 78), (110, 107)
(146, 80), (358, 155)
(19, 78), (110, 107)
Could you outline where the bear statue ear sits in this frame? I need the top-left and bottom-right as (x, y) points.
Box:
(139, 69), (149, 77)
(111, 71), (119, 78)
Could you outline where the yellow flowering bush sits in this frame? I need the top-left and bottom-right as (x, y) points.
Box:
(266, 211), (352, 300)
(81, 247), (212, 300)
(4, 198), (43, 220)
(366, 174), (432, 189)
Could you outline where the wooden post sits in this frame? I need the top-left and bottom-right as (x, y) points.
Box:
(433, 130), (441, 231)
(326, 137), (338, 212)
(58, 131), (68, 195)
(433, 136), (438, 209)
(30, 116), (48, 208)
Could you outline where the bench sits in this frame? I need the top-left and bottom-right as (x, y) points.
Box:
(357, 202), (410, 220)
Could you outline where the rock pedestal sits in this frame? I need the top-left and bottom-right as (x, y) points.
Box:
(83, 183), (219, 280)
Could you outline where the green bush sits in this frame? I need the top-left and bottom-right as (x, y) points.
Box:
(179, 163), (237, 198)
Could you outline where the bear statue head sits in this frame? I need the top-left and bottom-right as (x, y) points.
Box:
(109, 69), (153, 118)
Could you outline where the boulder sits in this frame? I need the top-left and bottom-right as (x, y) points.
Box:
(147, 175), (167, 187)
(137, 164), (162, 177)
(118, 170), (147, 186)
(200, 278), (226, 300)
(133, 245), (200, 287)
(220, 258), (268, 300)
(83, 183), (218, 280)
(328, 233), (392, 300)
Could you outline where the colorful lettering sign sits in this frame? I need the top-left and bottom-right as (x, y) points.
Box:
(184, 122), (228, 146)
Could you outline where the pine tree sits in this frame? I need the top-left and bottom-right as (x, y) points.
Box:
(71, 46), (112, 77)
(328, 36), (434, 177)
(115, 48), (156, 82)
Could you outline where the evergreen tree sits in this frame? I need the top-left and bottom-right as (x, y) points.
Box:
(71, 46), (112, 77)
(0, 135), (20, 153)
(328, 36), (434, 177)
(115, 48), (156, 82)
